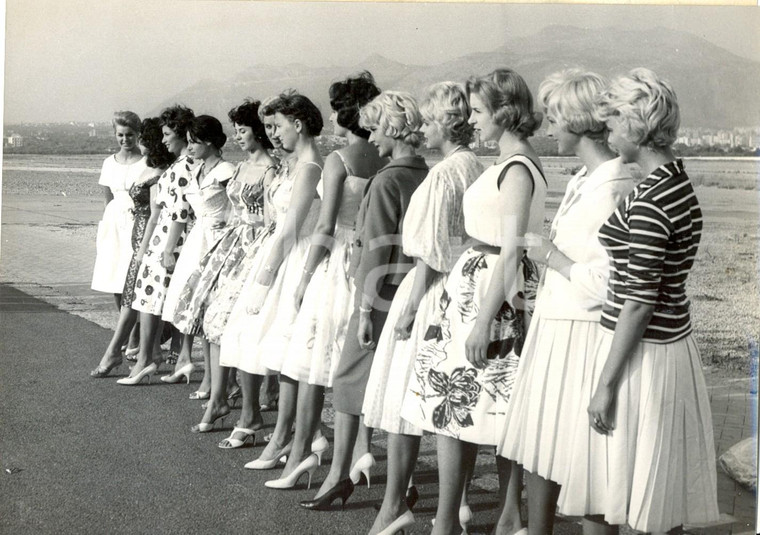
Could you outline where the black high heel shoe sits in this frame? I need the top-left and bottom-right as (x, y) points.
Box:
(299, 478), (354, 511)
(405, 485), (419, 510)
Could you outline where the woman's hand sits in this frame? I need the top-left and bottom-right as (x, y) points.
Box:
(465, 321), (491, 369)
(256, 267), (275, 288)
(588, 382), (617, 435)
(525, 232), (556, 265)
(357, 311), (375, 350)
(161, 251), (176, 273)
(247, 282), (270, 315)
(394, 305), (416, 341)
(293, 280), (308, 311)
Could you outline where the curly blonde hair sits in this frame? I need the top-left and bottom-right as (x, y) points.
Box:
(538, 69), (608, 142)
(359, 91), (423, 148)
(466, 68), (542, 139)
(420, 82), (474, 146)
(595, 68), (680, 150)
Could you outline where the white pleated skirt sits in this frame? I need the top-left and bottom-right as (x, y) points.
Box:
(557, 330), (720, 533)
(497, 311), (600, 484)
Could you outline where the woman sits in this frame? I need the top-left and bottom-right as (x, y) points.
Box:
(159, 115), (235, 383)
(558, 68), (719, 535)
(400, 68), (545, 535)
(90, 118), (175, 377)
(263, 72), (386, 489)
(171, 100), (277, 408)
(496, 70), (634, 534)
(91, 111), (148, 316)
(300, 91), (428, 510)
(118, 105), (196, 385)
(211, 92), (324, 441)
(363, 82), (484, 534)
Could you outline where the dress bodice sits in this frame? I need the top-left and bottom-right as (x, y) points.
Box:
(128, 174), (160, 218)
(463, 155), (546, 247)
(186, 160), (235, 228)
(226, 162), (270, 227)
(99, 155), (148, 202)
(269, 160), (322, 236)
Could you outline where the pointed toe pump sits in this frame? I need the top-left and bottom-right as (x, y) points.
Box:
(264, 453), (319, 490)
(160, 362), (195, 384)
(299, 478), (355, 511)
(116, 362), (157, 385)
(349, 452), (376, 488)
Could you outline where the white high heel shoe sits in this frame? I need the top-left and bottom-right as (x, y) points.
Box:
(245, 440), (293, 470)
(311, 435), (329, 465)
(160, 362), (195, 384)
(431, 505), (473, 534)
(264, 453), (319, 489)
(349, 452), (376, 488)
(116, 362), (157, 386)
(377, 510), (415, 535)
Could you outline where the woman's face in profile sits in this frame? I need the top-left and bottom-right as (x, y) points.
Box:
(162, 126), (185, 156)
(468, 93), (500, 143)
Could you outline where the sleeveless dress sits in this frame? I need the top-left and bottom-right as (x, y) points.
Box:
(220, 161), (321, 376)
(91, 155), (148, 293)
(161, 161), (235, 324)
(362, 150), (483, 436)
(399, 155), (545, 446)
(131, 155), (194, 315)
(171, 161), (274, 342)
(497, 158), (634, 483)
(280, 151), (368, 386)
(121, 173), (161, 309)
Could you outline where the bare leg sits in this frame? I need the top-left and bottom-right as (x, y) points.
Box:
(432, 436), (478, 535)
(313, 410), (359, 499)
(492, 457), (524, 535)
(261, 374), (279, 408)
(582, 516), (618, 535)
(351, 417), (373, 465)
(256, 375), (298, 461)
(175, 333), (193, 369)
(113, 293), (122, 311)
(196, 340), (212, 393)
(236, 370), (263, 431)
(198, 343), (230, 424)
(279, 382), (325, 477)
(126, 321), (140, 351)
(526, 470), (560, 535)
(131, 311), (160, 374)
(97, 306), (138, 369)
(369, 433), (421, 534)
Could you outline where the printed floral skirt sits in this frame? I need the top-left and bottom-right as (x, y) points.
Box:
(400, 247), (538, 446)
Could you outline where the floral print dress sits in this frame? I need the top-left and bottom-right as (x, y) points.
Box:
(399, 155), (546, 446)
(131, 155), (195, 316)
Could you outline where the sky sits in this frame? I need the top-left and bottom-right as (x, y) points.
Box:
(4, 0), (760, 123)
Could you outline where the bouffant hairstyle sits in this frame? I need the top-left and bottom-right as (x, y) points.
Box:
(228, 99), (273, 150)
(187, 115), (227, 151)
(159, 105), (195, 140)
(538, 69), (609, 142)
(358, 91), (424, 149)
(595, 68), (680, 150)
(259, 91), (324, 137)
(139, 117), (175, 169)
(329, 71), (381, 139)
(420, 82), (475, 146)
(112, 111), (141, 133)
(466, 68), (542, 139)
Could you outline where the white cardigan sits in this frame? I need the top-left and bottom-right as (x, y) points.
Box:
(535, 158), (634, 321)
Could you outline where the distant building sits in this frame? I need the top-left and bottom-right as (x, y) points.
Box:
(6, 133), (23, 147)
(89, 128), (98, 137)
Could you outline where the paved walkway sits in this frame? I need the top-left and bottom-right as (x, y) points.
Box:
(1, 193), (756, 534)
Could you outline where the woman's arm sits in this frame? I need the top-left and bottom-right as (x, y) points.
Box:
(394, 259), (439, 340)
(465, 167), (533, 369)
(255, 162), (321, 287)
(587, 300), (654, 434)
(102, 186), (114, 209)
(294, 152), (346, 309)
(135, 183), (161, 264)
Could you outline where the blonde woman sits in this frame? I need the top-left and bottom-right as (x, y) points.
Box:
(497, 70), (634, 534)
(362, 82), (483, 535)
(559, 68), (719, 535)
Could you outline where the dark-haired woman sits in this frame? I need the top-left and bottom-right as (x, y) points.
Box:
(263, 72), (387, 489)
(91, 111), (148, 313)
(120, 105), (196, 385)
(219, 92), (324, 464)
(172, 100), (277, 435)
(401, 69), (545, 535)
(159, 115), (235, 384)
(90, 117), (174, 377)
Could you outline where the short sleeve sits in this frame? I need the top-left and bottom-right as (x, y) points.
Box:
(97, 157), (113, 188)
(622, 197), (673, 304)
(402, 165), (458, 273)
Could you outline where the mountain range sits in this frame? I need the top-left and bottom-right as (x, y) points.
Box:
(152, 25), (760, 129)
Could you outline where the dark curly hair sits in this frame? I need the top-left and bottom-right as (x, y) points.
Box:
(139, 117), (175, 169)
(188, 115), (227, 151)
(259, 91), (323, 137)
(159, 104), (195, 140)
(228, 99), (274, 150)
(329, 71), (381, 139)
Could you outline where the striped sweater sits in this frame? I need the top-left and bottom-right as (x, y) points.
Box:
(598, 159), (702, 343)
